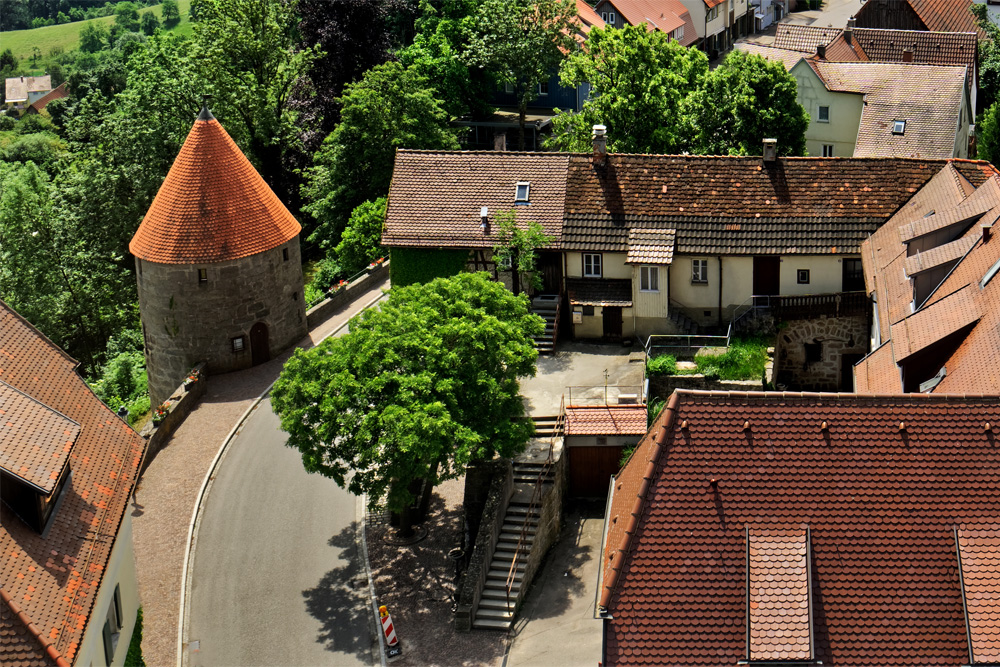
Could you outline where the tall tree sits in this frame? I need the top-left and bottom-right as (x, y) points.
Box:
(491, 209), (552, 295)
(973, 4), (1000, 111)
(162, 0), (181, 25)
(464, 0), (576, 149)
(977, 101), (1000, 163)
(303, 61), (459, 251)
(271, 272), (544, 535)
(334, 197), (387, 276)
(689, 50), (809, 157)
(548, 24), (708, 153)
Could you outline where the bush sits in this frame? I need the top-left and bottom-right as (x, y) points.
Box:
(389, 247), (469, 287)
(646, 354), (677, 375)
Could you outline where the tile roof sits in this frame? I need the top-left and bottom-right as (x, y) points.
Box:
(0, 589), (60, 667)
(808, 60), (968, 160)
(626, 227), (674, 264)
(733, 43), (811, 71)
(383, 151), (569, 249)
(577, 0), (607, 32)
(773, 24), (842, 52)
(853, 28), (977, 87)
(600, 390), (1000, 666)
(0, 302), (146, 664)
(746, 526), (811, 661)
(904, 233), (978, 275)
(566, 277), (632, 306)
(129, 112), (301, 264)
(888, 283), (979, 359)
(909, 0), (983, 35)
(956, 525), (1000, 663)
(599, 0), (696, 43)
(852, 341), (900, 392)
(0, 381), (79, 494)
(4, 76), (51, 104)
(26, 83), (68, 114)
(565, 405), (648, 435)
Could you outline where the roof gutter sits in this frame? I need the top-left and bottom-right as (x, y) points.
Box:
(0, 588), (71, 667)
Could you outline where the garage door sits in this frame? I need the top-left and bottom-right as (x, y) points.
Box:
(568, 446), (625, 497)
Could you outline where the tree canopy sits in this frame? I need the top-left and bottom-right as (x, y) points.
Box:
(548, 24), (708, 153)
(271, 272), (544, 523)
(491, 209), (552, 295)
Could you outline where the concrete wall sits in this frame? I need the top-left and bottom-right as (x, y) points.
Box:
(137, 237), (307, 407)
(564, 251), (630, 279)
(773, 314), (869, 390)
(648, 374), (766, 401)
(791, 61), (864, 158)
(75, 511), (140, 667)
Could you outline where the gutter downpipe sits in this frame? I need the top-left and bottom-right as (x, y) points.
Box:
(718, 256), (724, 329)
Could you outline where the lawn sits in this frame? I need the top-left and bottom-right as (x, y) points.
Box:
(646, 337), (771, 381)
(0, 0), (193, 65)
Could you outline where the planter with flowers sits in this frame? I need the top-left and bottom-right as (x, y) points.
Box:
(152, 402), (170, 426)
(184, 368), (201, 390)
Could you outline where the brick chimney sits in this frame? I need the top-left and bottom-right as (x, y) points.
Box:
(844, 20), (853, 44)
(763, 138), (777, 162)
(816, 43), (826, 59)
(902, 47), (914, 62)
(984, 222), (993, 243)
(494, 133), (507, 151)
(593, 124), (608, 167)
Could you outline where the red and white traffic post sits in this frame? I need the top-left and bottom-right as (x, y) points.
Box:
(379, 604), (402, 659)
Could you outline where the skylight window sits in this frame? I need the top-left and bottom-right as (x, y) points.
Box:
(515, 182), (530, 203)
(893, 120), (906, 135)
(981, 256), (1000, 289)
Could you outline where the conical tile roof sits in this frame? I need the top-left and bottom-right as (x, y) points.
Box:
(130, 110), (300, 264)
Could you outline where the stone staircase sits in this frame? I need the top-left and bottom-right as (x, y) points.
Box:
(668, 306), (700, 335)
(530, 295), (560, 354)
(472, 461), (556, 630)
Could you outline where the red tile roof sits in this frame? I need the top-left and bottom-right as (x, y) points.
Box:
(577, 0), (607, 32)
(565, 406), (648, 435)
(909, 0), (983, 35)
(129, 112), (300, 264)
(26, 83), (68, 115)
(625, 228), (674, 264)
(601, 390), (1000, 666)
(0, 302), (146, 664)
(957, 525), (1000, 663)
(747, 526), (811, 661)
(773, 24), (842, 52)
(0, 381), (79, 494)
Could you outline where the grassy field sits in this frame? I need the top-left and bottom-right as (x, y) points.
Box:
(0, 0), (192, 64)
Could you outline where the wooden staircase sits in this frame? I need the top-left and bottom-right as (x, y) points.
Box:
(531, 295), (560, 354)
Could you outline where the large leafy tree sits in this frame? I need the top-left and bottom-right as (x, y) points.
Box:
(974, 4), (1000, 111)
(977, 101), (1000, 163)
(464, 0), (576, 149)
(335, 197), (387, 276)
(303, 61), (459, 251)
(689, 50), (809, 157)
(548, 24), (708, 153)
(271, 272), (544, 535)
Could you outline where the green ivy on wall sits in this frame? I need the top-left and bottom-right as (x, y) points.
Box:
(389, 248), (471, 287)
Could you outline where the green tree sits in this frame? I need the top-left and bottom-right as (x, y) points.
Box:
(114, 1), (141, 32)
(464, 0), (576, 149)
(974, 4), (1000, 110)
(161, 0), (181, 25)
(303, 61), (458, 251)
(140, 10), (160, 35)
(548, 24), (708, 153)
(491, 209), (552, 295)
(977, 101), (1000, 163)
(689, 50), (809, 156)
(271, 272), (543, 535)
(80, 22), (110, 53)
(335, 197), (387, 276)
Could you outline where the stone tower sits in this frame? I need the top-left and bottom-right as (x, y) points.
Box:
(130, 106), (307, 407)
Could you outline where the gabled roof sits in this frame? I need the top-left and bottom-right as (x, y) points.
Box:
(577, 0), (607, 33)
(26, 82), (68, 114)
(733, 42), (811, 70)
(129, 110), (301, 264)
(601, 390), (1000, 665)
(0, 381), (79, 494)
(773, 23), (842, 52)
(854, 0), (984, 37)
(806, 60), (968, 160)
(4, 76), (51, 104)
(854, 28), (977, 78)
(626, 228), (675, 264)
(596, 0), (696, 43)
(0, 302), (146, 664)
(565, 405), (648, 435)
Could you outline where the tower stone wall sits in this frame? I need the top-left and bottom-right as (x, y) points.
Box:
(138, 237), (306, 407)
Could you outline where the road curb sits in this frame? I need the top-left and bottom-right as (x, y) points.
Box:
(358, 493), (388, 667)
(176, 288), (388, 667)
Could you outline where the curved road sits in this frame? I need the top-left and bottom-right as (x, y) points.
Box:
(184, 398), (375, 667)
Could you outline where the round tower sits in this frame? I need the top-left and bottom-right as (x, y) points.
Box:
(130, 106), (307, 408)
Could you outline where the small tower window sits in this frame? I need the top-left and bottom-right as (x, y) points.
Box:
(232, 336), (245, 352)
(282, 248), (289, 261)
(515, 182), (530, 203)
(198, 268), (208, 283)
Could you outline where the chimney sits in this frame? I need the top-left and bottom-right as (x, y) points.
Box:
(494, 133), (506, 151)
(816, 43), (826, 59)
(984, 222), (993, 243)
(848, 16), (856, 29)
(592, 124), (608, 167)
(844, 22), (853, 44)
(763, 138), (778, 162)
(902, 47), (914, 62)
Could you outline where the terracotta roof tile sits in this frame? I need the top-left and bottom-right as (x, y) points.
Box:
(853, 341), (901, 393)
(904, 233), (978, 275)
(565, 406), (648, 435)
(888, 283), (980, 359)
(909, 0), (983, 35)
(734, 43), (811, 71)
(0, 589), (60, 667)
(566, 277), (632, 306)
(26, 83), (68, 114)
(601, 390), (1000, 665)
(957, 525), (1000, 663)
(129, 114), (300, 264)
(577, 0), (607, 31)
(0, 381), (79, 493)
(773, 24), (842, 52)
(0, 302), (146, 663)
(747, 526), (811, 661)
(626, 228), (674, 264)
(853, 28), (977, 88)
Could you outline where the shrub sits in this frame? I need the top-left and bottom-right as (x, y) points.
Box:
(646, 354), (677, 375)
(694, 337), (769, 380)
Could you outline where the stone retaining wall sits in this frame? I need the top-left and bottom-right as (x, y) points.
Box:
(138, 361), (207, 475)
(306, 262), (389, 329)
(773, 314), (868, 391)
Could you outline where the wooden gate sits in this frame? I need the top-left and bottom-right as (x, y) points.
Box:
(603, 306), (623, 342)
(753, 256), (780, 296)
(568, 446), (625, 497)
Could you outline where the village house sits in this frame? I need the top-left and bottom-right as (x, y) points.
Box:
(854, 160), (1000, 393)
(382, 138), (986, 341)
(599, 389), (1000, 665)
(591, 0), (698, 46)
(4, 75), (52, 112)
(852, 0), (983, 36)
(0, 301), (146, 667)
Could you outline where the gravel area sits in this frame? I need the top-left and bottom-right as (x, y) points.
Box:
(366, 476), (506, 667)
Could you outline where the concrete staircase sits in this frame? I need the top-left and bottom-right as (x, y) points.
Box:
(668, 306), (700, 335)
(530, 295), (560, 354)
(472, 459), (556, 630)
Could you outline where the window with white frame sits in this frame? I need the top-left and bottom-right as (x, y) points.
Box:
(892, 119), (906, 135)
(692, 259), (709, 283)
(537, 81), (549, 95)
(505, 81), (515, 94)
(583, 253), (602, 277)
(608, 11), (616, 24)
(822, 144), (834, 157)
(640, 266), (659, 292)
(102, 584), (123, 665)
(707, 5), (719, 20)
(515, 182), (530, 202)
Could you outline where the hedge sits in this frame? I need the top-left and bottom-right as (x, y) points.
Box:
(389, 247), (471, 286)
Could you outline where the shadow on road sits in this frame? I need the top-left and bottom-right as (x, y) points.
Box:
(302, 520), (372, 662)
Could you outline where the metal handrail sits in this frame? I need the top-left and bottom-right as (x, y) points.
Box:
(645, 325), (732, 358)
(505, 396), (565, 610)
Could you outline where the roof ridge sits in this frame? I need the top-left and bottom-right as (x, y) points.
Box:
(0, 378), (82, 429)
(0, 301), (78, 369)
(673, 388), (1000, 402)
(0, 588), (69, 667)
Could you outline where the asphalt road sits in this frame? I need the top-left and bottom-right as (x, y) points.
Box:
(185, 398), (375, 667)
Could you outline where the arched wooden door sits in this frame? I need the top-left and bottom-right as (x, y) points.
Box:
(250, 322), (270, 366)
